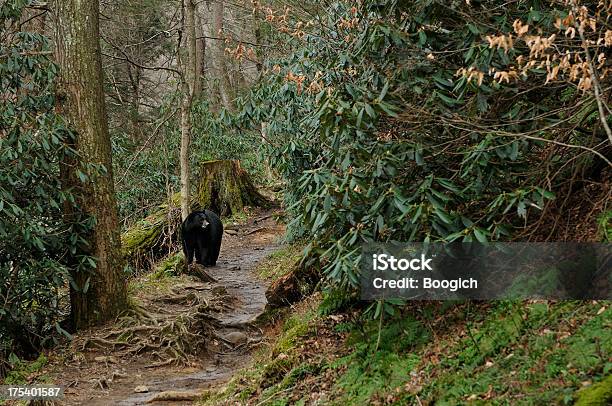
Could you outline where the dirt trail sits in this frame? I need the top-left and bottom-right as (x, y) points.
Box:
(49, 212), (284, 405)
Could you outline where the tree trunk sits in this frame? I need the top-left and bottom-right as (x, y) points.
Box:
(179, 0), (198, 221)
(53, 0), (127, 328)
(126, 63), (142, 140)
(211, 0), (234, 111)
(179, 89), (192, 221)
(234, 5), (258, 85)
(252, 6), (263, 73)
(199, 1), (220, 113)
(194, 12), (205, 98)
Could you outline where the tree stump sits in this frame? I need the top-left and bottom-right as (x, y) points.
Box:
(196, 160), (268, 217)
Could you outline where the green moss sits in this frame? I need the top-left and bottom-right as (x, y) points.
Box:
(121, 205), (175, 269)
(4, 353), (49, 385)
(152, 252), (185, 279)
(598, 210), (612, 242)
(198, 297), (610, 406)
(126, 252), (183, 298)
(574, 375), (612, 406)
(280, 362), (323, 388)
(255, 306), (288, 326)
(260, 355), (295, 387)
(413, 302), (612, 405)
(224, 210), (248, 224)
(333, 350), (421, 405)
(121, 218), (163, 257)
(273, 310), (314, 356)
(120, 192), (184, 270)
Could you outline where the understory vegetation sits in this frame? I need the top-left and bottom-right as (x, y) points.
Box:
(244, 0), (611, 292)
(0, 2), (94, 365)
(202, 290), (611, 405)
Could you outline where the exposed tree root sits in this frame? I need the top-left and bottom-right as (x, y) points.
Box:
(81, 337), (129, 351)
(244, 226), (266, 236)
(73, 288), (231, 365)
(185, 263), (217, 283)
(102, 325), (160, 339)
(120, 303), (157, 322)
(144, 358), (175, 369)
(159, 292), (198, 304)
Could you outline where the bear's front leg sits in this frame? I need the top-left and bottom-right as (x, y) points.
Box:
(183, 239), (195, 264)
(196, 239), (209, 265)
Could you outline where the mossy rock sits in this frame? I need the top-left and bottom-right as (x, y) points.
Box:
(574, 375), (612, 406)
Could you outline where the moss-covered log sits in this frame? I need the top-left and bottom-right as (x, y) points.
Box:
(196, 160), (268, 217)
(121, 194), (183, 271)
(122, 160), (268, 271)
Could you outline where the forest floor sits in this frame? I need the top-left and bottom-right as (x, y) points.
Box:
(46, 209), (285, 405)
(200, 297), (612, 406)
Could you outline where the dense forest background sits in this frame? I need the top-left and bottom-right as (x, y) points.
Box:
(0, 0), (610, 404)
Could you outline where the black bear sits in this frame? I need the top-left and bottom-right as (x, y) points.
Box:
(181, 210), (223, 266)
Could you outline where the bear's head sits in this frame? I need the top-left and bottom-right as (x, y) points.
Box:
(195, 212), (210, 229)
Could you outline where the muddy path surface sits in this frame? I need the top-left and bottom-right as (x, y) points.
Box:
(49, 211), (284, 405)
